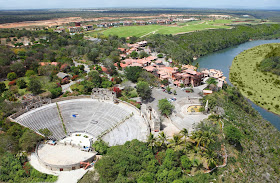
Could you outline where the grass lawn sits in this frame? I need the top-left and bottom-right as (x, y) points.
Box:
(92, 20), (230, 38)
(229, 43), (280, 115)
(3, 76), (57, 95)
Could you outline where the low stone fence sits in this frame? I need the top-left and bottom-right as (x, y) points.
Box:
(35, 142), (96, 171)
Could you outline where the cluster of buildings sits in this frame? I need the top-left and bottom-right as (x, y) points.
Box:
(54, 22), (94, 33)
(115, 41), (226, 88)
(96, 19), (174, 28)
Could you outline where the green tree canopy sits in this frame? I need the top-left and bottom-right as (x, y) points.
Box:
(16, 78), (27, 89)
(28, 76), (42, 95)
(125, 66), (143, 83)
(158, 99), (174, 116)
(7, 72), (17, 81)
(136, 81), (152, 101)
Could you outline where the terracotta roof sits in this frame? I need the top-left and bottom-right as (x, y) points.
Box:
(173, 81), (180, 85)
(131, 63), (142, 67)
(144, 66), (156, 72)
(40, 62), (58, 66)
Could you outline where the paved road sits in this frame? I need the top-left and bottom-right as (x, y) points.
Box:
(146, 85), (203, 113)
(61, 60), (90, 93)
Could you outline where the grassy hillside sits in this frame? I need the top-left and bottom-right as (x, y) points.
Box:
(229, 43), (280, 115)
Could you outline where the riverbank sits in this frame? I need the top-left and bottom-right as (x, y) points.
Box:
(229, 43), (280, 116)
(194, 40), (280, 130)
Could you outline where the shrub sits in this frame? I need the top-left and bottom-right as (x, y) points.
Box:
(8, 80), (17, 86)
(7, 72), (17, 81)
(25, 70), (36, 77)
(71, 75), (79, 81)
(224, 125), (243, 145)
(157, 53), (164, 58)
(17, 78), (27, 89)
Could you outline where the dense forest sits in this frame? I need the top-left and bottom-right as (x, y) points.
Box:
(147, 24), (280, 64)
(79, 85), (280, 183)
(259, 45), (280, 76)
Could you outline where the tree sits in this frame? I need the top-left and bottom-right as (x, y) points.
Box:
(19, 130), (41, 152)
(136, 81), (152, 101)
(25, 70), (36, 77)
(180, 128), (188, 146)
(168, 134), (184, 151)
(87, 49), (99, 64)
(28, 76), (42, 94)
(39, 128), (52, 139)
(88, 71), (102, 87)
(125, 66), (143, 83)
(0, 82), (6, 94)
(130, 51), (139, 58)
(7, 72), (17, 81)
(224, 125), (243, 145)
(49, 87), (62, 98)
(206, 78), (218, 85)
(16, 78), (27, 89)
(92, 139), (109, 155)
(147, 133), (156, 150)
(203, 149), (217, 169)
(138, 71), (159, 86)
(157, 53), (164, 58)
(180, 155), (192, 170)
(139, 51), (149, 58)
(158, 99), (174, 116)
(11, 62), (25, 76)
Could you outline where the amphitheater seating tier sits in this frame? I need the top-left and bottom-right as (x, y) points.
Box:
(14, 99), (148, 144)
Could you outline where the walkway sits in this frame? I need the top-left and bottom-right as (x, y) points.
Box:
(61, 60), (90, 93)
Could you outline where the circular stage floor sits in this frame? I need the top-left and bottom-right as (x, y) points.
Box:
(37, 143), (96, 166)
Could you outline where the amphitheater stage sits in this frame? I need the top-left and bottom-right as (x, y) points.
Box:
(37, 143), (97, 171)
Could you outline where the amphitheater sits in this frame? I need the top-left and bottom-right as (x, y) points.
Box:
(12, 98), (149, 145)
(9, 94), (150, 171)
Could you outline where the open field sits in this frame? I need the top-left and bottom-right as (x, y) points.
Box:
(91, 21), (230, 37)
(229, 43), (280, 115)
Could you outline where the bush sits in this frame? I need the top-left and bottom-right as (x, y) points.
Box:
(92, 140), (109, 155)
(71, 75), (79, 81)
(158, 99), (175, 116)
(224, 125), (243, 145)
(25, 70), (36, 77)
(7, 72), (17, 81)
(8, 80), (16, 86)
(157, 53), (164, 58)
(17, 78), (27, 89)
(49, 87), (62, 98)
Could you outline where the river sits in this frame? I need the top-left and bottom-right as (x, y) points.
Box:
(194, 40), (280, 130)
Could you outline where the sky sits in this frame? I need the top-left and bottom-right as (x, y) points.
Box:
(0, 0), (280, 10)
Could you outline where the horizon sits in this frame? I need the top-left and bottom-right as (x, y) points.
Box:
(0, 0), (280, 10)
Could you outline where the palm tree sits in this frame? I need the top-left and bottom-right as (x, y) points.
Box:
(191, 130), (215, 148)
(147, 133), (156, 150)
(204, 149), (217, 170)
(168, 134), (184, 151)
(180, 128), (188, 140)
(156, 131), (167, 150)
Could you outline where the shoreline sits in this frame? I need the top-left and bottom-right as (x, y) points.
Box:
(229, 43), (280, 117)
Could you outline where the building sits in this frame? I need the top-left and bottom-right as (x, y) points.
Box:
(68, 27), (81, 33)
